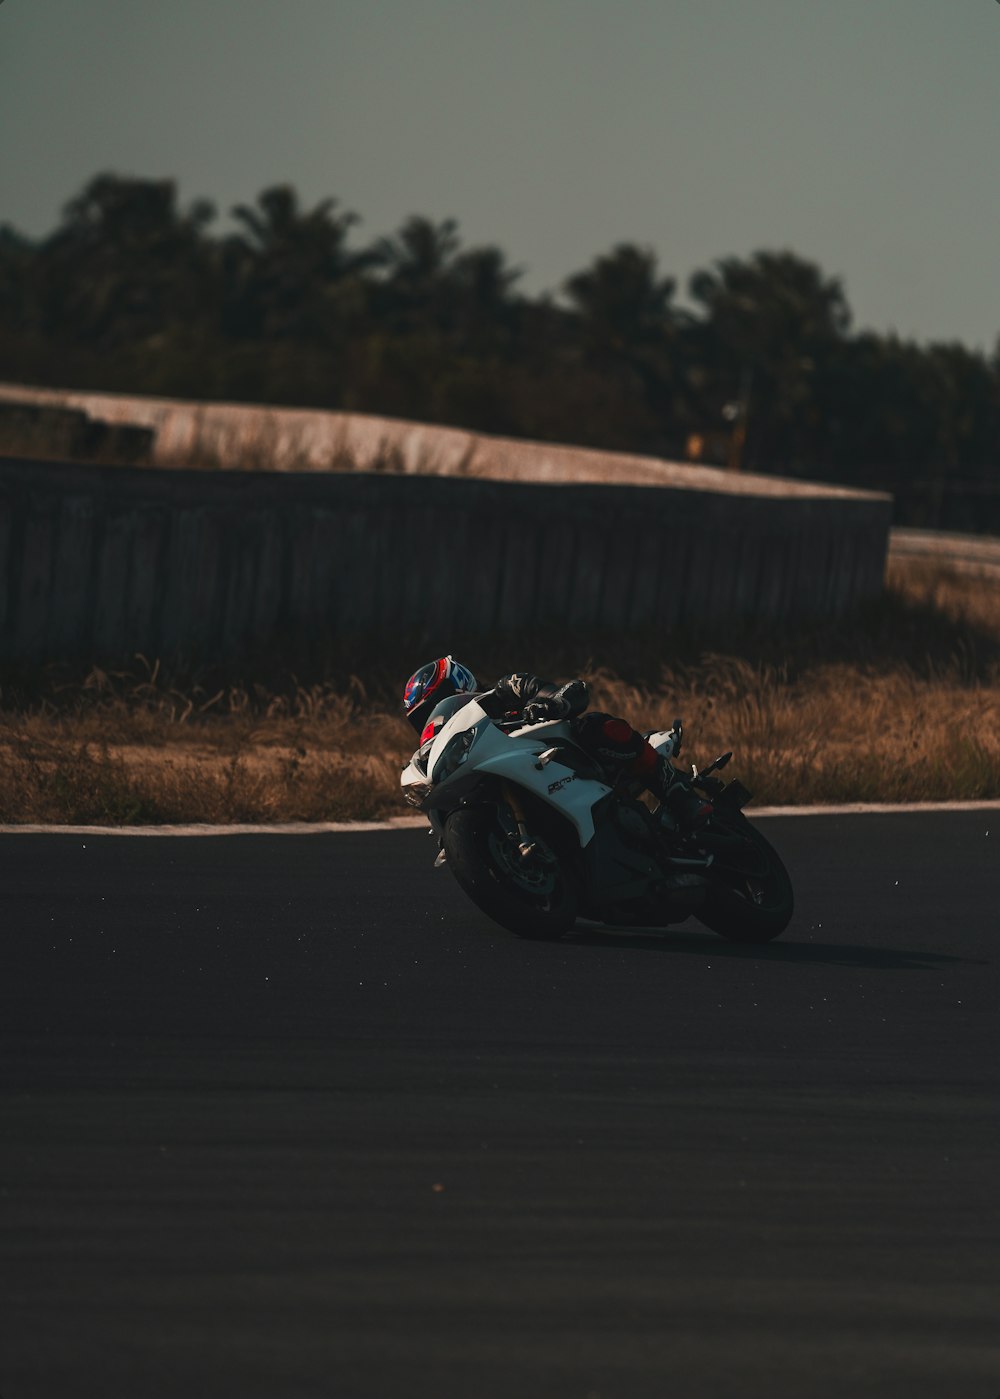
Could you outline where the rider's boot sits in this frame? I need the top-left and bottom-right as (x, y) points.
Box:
(651, 757), (712, 834)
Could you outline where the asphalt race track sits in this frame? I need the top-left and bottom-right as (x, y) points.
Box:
(3, 812), (999, 1399)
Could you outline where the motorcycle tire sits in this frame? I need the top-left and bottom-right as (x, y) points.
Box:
(443, 805), (578, 940)
(697, 812), (794, 943)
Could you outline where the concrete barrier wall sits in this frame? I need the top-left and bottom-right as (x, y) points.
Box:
(0, 383), (881, 501)
(0, 456), (891, 665)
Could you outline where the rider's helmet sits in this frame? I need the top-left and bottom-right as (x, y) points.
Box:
(403, 655), (478, 735)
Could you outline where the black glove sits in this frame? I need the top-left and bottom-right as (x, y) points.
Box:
(523, 695), (571, 723)
(494, 672), (542, 707)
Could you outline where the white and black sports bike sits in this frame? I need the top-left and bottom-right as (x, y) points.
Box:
(401, 693), (793, 942)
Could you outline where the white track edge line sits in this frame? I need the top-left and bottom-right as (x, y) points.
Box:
(3, 801), (1000, 836)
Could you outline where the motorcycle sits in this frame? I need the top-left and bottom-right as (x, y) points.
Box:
(401, 693), (794, 942)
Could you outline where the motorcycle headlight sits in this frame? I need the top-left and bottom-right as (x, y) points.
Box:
(402, 780), (433, 808)
(432, 727), (477, 784)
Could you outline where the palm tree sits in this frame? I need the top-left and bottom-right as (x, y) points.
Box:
(37, 173), (216, 347)
(561, 244), (681, 452)
(687, 250), (852, 472)
(226, 184), (368, 341)
(564, 243), (676, 352)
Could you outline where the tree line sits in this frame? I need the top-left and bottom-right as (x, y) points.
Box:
(1, 173), (998, 524)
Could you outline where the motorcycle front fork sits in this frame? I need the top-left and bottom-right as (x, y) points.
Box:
(500, 780), (537, 857)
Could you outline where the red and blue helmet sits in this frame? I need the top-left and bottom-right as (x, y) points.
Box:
(403, 655), (478, 734)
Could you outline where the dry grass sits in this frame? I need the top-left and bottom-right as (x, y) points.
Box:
(2, 557), (1000, 823)
(587, 660), (1000, 806)
(178, 432), (413, 475)
(0, 670), (412, 824)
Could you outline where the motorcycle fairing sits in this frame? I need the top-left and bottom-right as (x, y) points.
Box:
(579, 796), (666, 903)
(423, 699), (611, 845)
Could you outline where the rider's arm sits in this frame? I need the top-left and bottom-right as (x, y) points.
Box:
(545, 678), (588, 717)
(480, 673), (589, 720)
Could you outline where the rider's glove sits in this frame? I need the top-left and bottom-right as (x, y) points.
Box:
(523, 694), (572, 723)
(552, 678), (588, 716)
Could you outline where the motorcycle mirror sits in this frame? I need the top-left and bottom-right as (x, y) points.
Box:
(700, 751), (733, 779)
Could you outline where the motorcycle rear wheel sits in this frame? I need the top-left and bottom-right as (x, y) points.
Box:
(697, 812), (793, 943)
(443, 806), (578, 940)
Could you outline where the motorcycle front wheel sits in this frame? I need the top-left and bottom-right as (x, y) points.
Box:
(697, 812), (794, 943)
(443, 805), (578, 940)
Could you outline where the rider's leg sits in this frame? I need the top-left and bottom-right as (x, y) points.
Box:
(572, 713), (667, 792)
(573, 713), (710, 827)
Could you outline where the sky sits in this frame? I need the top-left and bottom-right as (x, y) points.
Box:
(2, 0), (999, 349)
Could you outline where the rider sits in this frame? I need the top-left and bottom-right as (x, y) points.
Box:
(402, 655), (707, 825)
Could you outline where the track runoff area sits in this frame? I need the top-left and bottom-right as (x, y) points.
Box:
(3, 806), (999, 1399)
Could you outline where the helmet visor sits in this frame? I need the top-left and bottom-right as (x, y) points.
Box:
(404, 659), (444, 715)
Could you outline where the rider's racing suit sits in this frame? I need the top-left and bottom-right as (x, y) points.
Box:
(477, 672), (674, 800)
